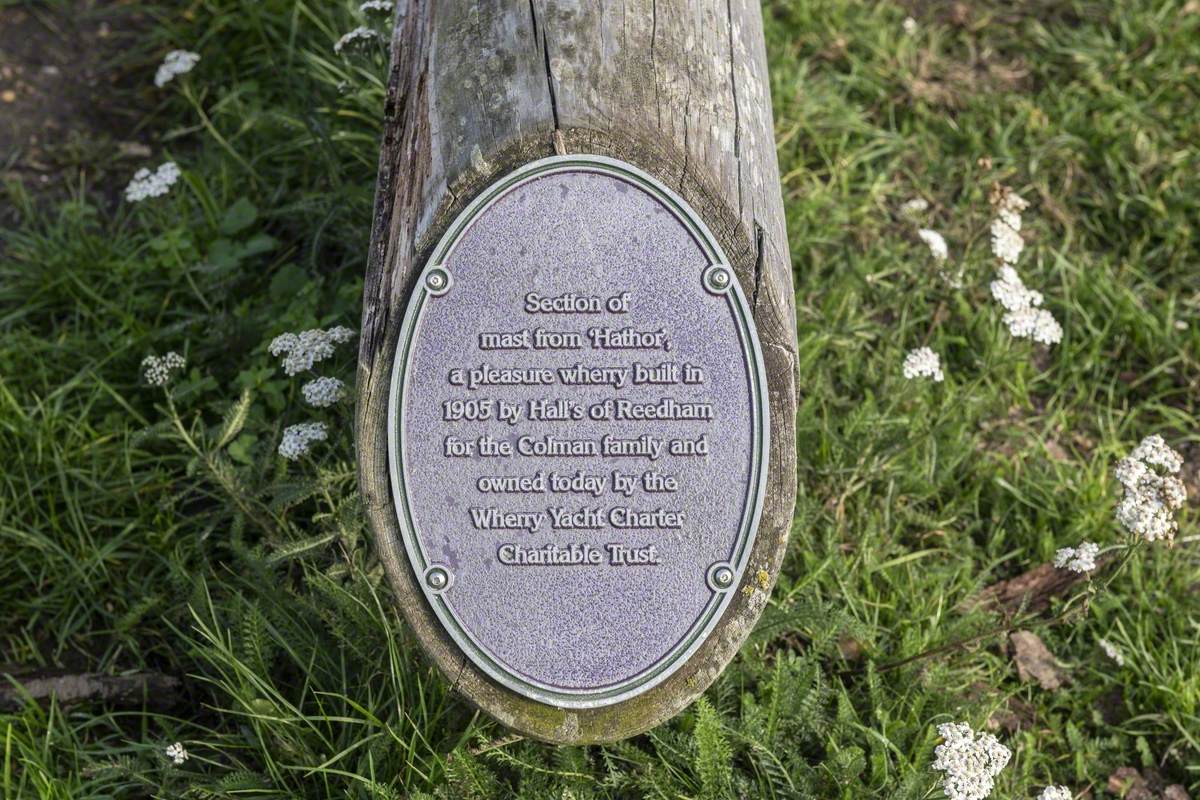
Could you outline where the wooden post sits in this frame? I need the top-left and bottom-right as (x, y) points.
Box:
(358, 0), (796, 743)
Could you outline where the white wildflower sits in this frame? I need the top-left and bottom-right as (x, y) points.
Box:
(154, 50), (200, 88)
(327, 325), (355, 343)
(124, 161), (182, 203)
(1117, 490), (1183, 544)
(334, 26), (380, 54)
(1098, 638), (1125, 667)
(1114, 456), (1149, 491)
(279, 422), (328, 460)
(989, 266), (1061, 344)
(268, 326), (356, 376)
(900, 197), (929, 217)
(165, 741), (188, 765)
(1162, 477), (1188, 509)
(1114, 435), (1187, 544)
(988, 186), (1029, 265)
(902, 16), (918, 35)
(1038, 787), (1072, 800)
(302, 376), (346, 408)
(985, 188), (1061, 345)
(141, 351), (186, 386)
(992, 185), (1029, 217)
(989, 266), (1043, 312)
(1131, 433), (1185, 473)
(932, 722), (1011, 800)
(360, 0), (393, 12)
(917, 228), (949, 262)
(1053, 541), (1099, 574)
(997, 205), (1022, 232)
(989, 217), (1025, 265)
(1002, 307), (1063, 345)
(902, 347), (945, 382)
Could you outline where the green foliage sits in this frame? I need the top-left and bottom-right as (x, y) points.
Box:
(694, 698), (734, 798)
(2, 0), (1198, 798)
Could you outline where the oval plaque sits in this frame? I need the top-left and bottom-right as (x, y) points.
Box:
(388, 155), (768, 710)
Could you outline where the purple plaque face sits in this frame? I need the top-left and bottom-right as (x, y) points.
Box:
(388, 155), (768, 708)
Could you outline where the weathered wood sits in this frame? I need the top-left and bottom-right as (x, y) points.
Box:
(967, 555), (1116, 615)
(0, 670), (182, 712)
(358, 0), (796, 743)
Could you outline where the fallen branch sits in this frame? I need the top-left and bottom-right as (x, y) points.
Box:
(0, 670), (182, 712)
(966, 554), (1115, 614)
(874, 552), (1126, 675)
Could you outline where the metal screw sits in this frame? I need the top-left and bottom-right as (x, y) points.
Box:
(426, 567), (449, 590)
(427, 271), (446, 290)
(712, 566), (734, 589)
(710, 268), (730, 288)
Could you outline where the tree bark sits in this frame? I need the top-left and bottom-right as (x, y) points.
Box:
(358, 0), (796, 743)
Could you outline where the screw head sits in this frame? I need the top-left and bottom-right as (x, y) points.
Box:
(713, 566), (734, 588)
(426, 566), (450, 590)
(424, 268), (451, 294)
(704, 265), (733, 295)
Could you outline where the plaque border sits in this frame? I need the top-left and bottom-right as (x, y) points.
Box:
(386, 154), (769, 709)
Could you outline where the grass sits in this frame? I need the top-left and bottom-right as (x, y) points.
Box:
(1, 0), (1197, 797)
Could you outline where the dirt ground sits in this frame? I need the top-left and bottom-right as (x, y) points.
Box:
(1, 0), (148, 218)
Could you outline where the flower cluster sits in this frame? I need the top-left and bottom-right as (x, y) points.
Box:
(154, 50), (199, 87)
(279, 422), (328, 460)
(124, 162), (182, 203)
(1003, 306), (1063, 345)
(899, 197), (929, 218)
(987, 186), (1062, 345)
(903, 347), (945, 382)
(1038, 787), (1071, 800)
(270, 326), (355, 459)
(932, 722), (1011, 800)
(989, 266), (1042, 314)
(989, 186), (1028, 266)
(898, 196), (962, 287)
(302, 376), (346, 408)
(989, 265), (1062, 345)
(268, 327), (355, 376)
(918, 228), (949, 262)
(141, 352), (186, 386)
(1099, 638), (1125, 667)
(1114, 434), (1187, 544)
(165, 741), (188, 765)
(991, 267), (1060, 349)
(360, 0), (393, 12)
(1053, 541), (1099, 574)
(334, 26), (381, 54)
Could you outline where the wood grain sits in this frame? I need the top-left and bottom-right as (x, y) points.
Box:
(357, 0), (796, 743)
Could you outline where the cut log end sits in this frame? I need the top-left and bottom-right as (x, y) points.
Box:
(358, 0), (796, 744)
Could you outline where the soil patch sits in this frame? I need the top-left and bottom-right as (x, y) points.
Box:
(1, 0), (149, 221)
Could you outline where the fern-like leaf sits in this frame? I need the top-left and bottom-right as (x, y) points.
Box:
(694, 697), (734, 799)
(216, 388), (253, 449)
(265, 530), (338, 564)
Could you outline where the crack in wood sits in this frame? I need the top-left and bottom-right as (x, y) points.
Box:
(529, 1), (561, 132)
(725, 0), (743, 216)
(358, 0), (795, 744)
(650, 0), (660, 129)
(752, 220), (764, 310)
